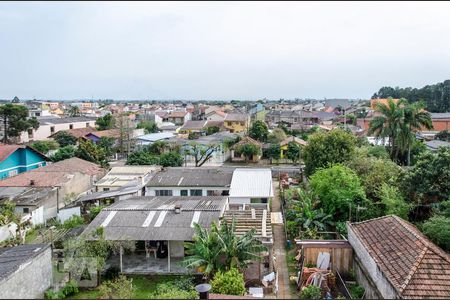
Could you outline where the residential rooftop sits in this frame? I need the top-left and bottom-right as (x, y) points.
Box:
(0, 244), (51, 281)
(229, 168), (274, 198)
(147, 167), (234, 187)
(348, 215), (450, 299)
(82, 196), (227, 241)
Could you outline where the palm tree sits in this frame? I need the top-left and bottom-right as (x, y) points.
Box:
(217, 218), (266, 270)
(368, 98), (406, 161)
(68, 106), (81, 117)
(399, 101), (432, 166)
(183, 223), (222, 279)
(183, 220), (266, 278)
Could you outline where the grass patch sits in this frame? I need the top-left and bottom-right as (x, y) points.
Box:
(69, 275), (192, 299)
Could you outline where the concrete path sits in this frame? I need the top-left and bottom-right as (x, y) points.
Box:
(271, 180), (293, 299)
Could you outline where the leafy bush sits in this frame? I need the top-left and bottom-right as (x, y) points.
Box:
(150, 283), (197, 299)
(300, 285), (321, 299)
(30, 140), (59, 154)
(44, 290), (64, 299)
(44, 280), (78, 299)
(377, 183), (410, 219)
(98, 275), (133, 299)
(61, 279), (79, 297)
(62, 215), (85, 230)
(211, 268), (246, 296)
(89, 205), (105, 221)
(54, 131), (77, 147)
(159, 151), (184, 167)
(50, 146), (76, 162)
(348, 284), (365, 299)
(422, 216), (450, 251)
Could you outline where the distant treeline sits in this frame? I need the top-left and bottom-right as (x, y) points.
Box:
(372, 80), (450, 113)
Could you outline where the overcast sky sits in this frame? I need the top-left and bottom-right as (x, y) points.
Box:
(1, 1), (450, 100)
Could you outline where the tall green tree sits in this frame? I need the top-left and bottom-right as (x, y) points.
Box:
(310, 165), (367, 221)
(136, 120), (158, 134)
(248, 120), (269, 142)
(264, 144), (280, 164)
(285, 141), (301, 164)
(0, 104), (39, 143)
(267, 128), (287, 143)
(237, 143), (261, 162)
(75, 140), (108, 167)
(96, 114), (114, 130)
(303, 129), (357, 176)
(54, 131), (77, 147)
(68, 106), (81, 117)
(398, 101), (432, 165)
(368, 98), (406, 161)
(50, 146), (76, 162)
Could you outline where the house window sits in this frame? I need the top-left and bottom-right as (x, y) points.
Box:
(180, 190), (188, 196)
(156, 190), (173, 196)
(23, 208), (29, 214)
(190, 189), (202, 196)
(250, 198), (268, 204)
(69, 124), (74, 130)
(86, 123), (90, 127)
(27, 129), (34, 138)
(207, 190), (217, 196)
(50, 126), (55, 133)
(103, 188), (110, 192)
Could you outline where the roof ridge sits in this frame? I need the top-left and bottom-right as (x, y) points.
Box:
(399, 246), (428, 294)
(392, 215), (450, 263)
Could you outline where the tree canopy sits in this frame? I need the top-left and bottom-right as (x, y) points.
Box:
(309, 165), (367, 221)
(95, 113), (115, 130)
(372, 80), (450, 112)
(136, 120), (158, 134)
(0, 104), (39, 143)
(54, 131), (77, 147)
(303, 129), (357, 176)
(248, 120), (269, 142)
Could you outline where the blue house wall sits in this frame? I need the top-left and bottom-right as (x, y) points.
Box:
(0, 148), (47, 180)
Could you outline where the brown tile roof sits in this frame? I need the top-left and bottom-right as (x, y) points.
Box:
(49, 127), (97, 139)
(205, 120), (224, 128)
(349, 215), (450, 299)
(232, 136), (262, 149)
(168, 111), (188, 118)
(224, 113), (249, 122)
(0, 157), (105, 187)
(280, 136), (308, 147)
(89, 129), (121, 138)
(180, 120), (207, 131)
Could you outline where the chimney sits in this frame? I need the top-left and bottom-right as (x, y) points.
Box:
(138, 176), (144, 186)
(174, 204), (181, 214)
(30, 180), (35, 186)
(195, 284), (211, 300)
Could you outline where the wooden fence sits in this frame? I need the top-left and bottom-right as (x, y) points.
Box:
(296, 240), (353, 275)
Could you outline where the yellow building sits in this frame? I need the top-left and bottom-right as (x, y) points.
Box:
(280, 136), (308, 159)
(224, 113), (250, 133)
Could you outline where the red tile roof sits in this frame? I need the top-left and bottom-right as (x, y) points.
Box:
(168, 111), (188, 118)
(0, 157), (105, 187)
(349, 215), (450, 299)
(0, 145), (22, 163)
(49, 127), (97, 139)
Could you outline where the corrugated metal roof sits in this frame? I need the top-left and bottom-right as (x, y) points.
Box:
(82, 196), (227, 241)
(0, 244), (51, 280)
(136, 132), (174, 142)
(229, 168), (273, 198)
(147, 167), (233, 187)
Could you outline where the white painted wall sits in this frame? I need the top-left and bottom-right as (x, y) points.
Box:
(20, 120), (96, 142)
(0, 223), (17, 243)
(146, 186), (229, 197)
(57, 206), (81, 223)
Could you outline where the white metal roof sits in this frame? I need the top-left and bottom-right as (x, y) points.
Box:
(229, 168), (274, 198)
